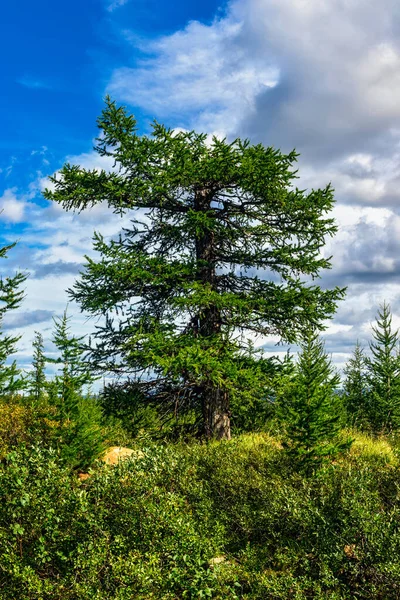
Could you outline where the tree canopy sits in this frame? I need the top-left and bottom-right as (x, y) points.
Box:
(44, 98), (345, 439)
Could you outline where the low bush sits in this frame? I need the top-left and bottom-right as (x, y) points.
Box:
(0, 394), (108, 471)
(0, 396), (55, 458)
(1, 434), (400, 598)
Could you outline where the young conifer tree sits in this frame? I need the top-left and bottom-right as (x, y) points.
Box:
(367, 302), (400, 432)
(44, 98), (345, 439)
(29, 331), (46, 403)
(48, 309), (95, 414)
(0, 243), (27, 395)
(343, 341), (369, 428)
(47, 309), (104, 469)
(279, 331), (351, 473)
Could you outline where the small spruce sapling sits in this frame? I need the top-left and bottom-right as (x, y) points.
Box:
(279, 331), (351, 473)
(49, 309), (94, 413)
(343, 341), (369, 428)
(47, 309), (105, 469)
(367, 302), (400, 432)
(28, 331), (47, 403)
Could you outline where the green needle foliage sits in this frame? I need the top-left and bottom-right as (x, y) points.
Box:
(367, 302), (400, 432)
(47, 310), (104, 469)
(343, 341), (369, 427)
(28, 331), (47, 403)
(0, 243), (27, 395)
(44, 97), (345, 439)
(279, 331), (351, 473)
(48, 309), (95, 414)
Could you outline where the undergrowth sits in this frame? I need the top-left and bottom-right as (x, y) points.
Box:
(1, 433), (400, 598)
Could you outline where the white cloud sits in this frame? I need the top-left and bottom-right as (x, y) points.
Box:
(108, 16), (278, 136)
(64, 150), (116, 173)
(31, 146), (48, 156)
(108, 0), (400, 151)
(0, 189), (27, 223)
(235, 0), (400, 165)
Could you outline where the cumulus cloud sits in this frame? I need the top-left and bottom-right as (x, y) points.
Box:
(108, 0), (400, 153)
(32, 261), (83, 279)
(0, 189), (28, 223)
(237, 0), (400, 159)
(107, 0), (400, 195)
(108, 16), (278, 135)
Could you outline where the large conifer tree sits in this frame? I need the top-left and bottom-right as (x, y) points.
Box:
(44, 98), (345, 439)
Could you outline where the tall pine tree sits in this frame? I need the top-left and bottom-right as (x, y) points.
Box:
(367, 302), (400, 432)
(44, 98), (345, 439)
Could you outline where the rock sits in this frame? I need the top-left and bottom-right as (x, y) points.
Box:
(76, 448), (144, 483)
(101, 446), (143, 465)
(209, 555), (226, 566)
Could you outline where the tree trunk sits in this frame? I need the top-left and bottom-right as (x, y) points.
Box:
(202, 386), (231, 440)
(194, 187), (231, 440)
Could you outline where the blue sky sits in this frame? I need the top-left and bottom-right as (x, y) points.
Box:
(2, 0), (400, 377)
(0, 0), (223, 177)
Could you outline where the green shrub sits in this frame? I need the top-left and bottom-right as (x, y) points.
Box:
(0, 445), (229, 599)
(0, 396), (56, 458)
(0, 393), (106, 471)
(48, 393), (107, 471)
(1, 434), (400, 598)
(0, 399), (34, 457)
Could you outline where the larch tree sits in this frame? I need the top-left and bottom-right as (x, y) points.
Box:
(44, 98), (345, 439)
